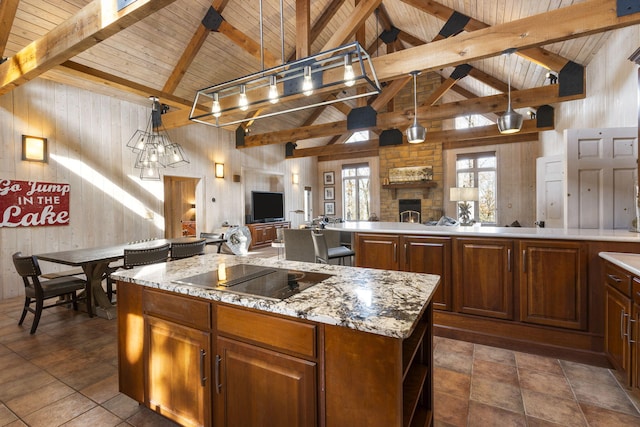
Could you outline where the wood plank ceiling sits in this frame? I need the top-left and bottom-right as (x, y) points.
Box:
(1, 0), (639, 158)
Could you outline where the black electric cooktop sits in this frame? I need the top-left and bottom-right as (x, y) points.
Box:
(173, 264), (332, 301)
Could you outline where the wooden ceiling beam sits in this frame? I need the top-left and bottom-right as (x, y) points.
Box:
(400, 0), (571, 72)
(296, 0), (311, 59)
(321, 0), (382, 52)
(57, 61), (192, 111)
(0, 0), (179, 97)
(370, 0), (640, 81)
(162, 1), (231, 94)
(443, 132), (537, 150)
(217, 20), (280, 68)
(0, 0), (19, 58)
(241, 84), (577, 146)
(289, 140), (379, 158)
(449, 84), (499, 122)
(467, 67), (510, 92)
(318, 149), (378, 162)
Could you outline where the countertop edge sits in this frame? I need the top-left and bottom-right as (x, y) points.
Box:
(599, 252), (640, 276)
(327, 222), (640, 242)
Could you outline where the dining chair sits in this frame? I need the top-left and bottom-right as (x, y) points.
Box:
(12, 252), (90, 334)
(123, 243), (171, 268)
(200, 232), (226, 253)
(311, 231), (355, 265)
(170, 239), (206, 260)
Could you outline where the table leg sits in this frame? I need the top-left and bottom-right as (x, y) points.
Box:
(82, 262), (117, 320)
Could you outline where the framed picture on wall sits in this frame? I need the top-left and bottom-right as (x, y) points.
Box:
(324, 202), (335, 215)
(324, 187), (334, 200)
(323, 171), (335, 185)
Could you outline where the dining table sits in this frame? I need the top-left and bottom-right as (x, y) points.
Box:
(35, 237), (204, 320)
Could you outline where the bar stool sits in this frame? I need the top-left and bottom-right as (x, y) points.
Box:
(311, 231), (355, 265)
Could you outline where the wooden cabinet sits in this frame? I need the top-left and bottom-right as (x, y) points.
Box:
(146, 317), (211, 427)
(118, 280), (436, 427)
(453, 238), (514, 320)
(214, 304), (318, 427)
(143, 289), (212, 427)
(632, 277), (640, 392)
(247, 221), (290, 249)
(356, 233), (451, 310)
(216, 337), (316, 427)
(603, 260), (634, 387)
(324, 305), (433, 427)
(519, 240), (587, 330)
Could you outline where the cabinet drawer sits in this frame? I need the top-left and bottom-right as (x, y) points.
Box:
(633, 277), (640, 305)
(216, 305), (316, 358)
(144, 289), (211, 330)
(605, 262), (632, 296)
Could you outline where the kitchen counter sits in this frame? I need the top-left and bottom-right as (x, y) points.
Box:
(111, 252), (439, 339)
(599, 251), (640, 276)
(328, 221), (640, 242)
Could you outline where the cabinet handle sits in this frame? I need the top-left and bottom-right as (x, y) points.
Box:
(404, 243), (408, 263)
(393, 243), (397, 263)
(199, 349), (207, 386)
(507, 249), (512, 272)
(215, 354), (222, 393)
(629, 317), (637, 344)
(622, 311), (629, 339)
(522, 250), (526, 272)
(607, 274), (622, 283)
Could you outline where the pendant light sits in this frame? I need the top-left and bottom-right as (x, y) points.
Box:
(497, 49), (523, 134)
(406, 71), (426, 143)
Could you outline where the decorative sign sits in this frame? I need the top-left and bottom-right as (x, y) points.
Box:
(388, 166), (433, 183)
(0, 179), (70, 228)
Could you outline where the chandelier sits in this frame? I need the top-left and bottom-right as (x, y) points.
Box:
(126, 97), (189, 180)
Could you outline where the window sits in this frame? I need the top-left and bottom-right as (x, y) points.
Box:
(455, 114), (493, 129)
(342, 163), (370, 221)
(456, 152), (497, 224)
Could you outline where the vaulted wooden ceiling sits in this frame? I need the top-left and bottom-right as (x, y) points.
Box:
(1, 0), (639, 158)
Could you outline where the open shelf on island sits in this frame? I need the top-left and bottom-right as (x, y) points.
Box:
(382, 181), (437, 199)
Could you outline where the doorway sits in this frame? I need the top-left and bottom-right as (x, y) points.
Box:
(163, 176), (200, 238)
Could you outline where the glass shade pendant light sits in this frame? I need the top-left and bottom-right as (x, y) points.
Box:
(344, 55), (355, 87)
(406, 71), (426, 143)
(497, 49), (523, 134)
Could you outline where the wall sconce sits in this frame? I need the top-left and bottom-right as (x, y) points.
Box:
(292, 173), (299, 185)
(22, 135), (48, 163)
(215, 163), (224, 178)
(190, 203), (196, 209)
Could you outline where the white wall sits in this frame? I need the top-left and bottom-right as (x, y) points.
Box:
(541, 26), (640, 156)
(0, 79), (315, 300)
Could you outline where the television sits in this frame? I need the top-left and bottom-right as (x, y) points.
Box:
(251, 191), (285, 223)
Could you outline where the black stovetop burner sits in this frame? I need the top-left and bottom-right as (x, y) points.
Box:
(173, 264), (332, 301)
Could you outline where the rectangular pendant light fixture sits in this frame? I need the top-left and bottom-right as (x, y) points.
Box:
(189, 42), (381, 128)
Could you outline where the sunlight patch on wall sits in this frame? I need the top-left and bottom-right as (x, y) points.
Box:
(50, 154), (164, 230)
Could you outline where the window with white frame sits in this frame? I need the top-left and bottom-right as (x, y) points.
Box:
(342, 163), (370, 221)
(456, 152), (497, 224)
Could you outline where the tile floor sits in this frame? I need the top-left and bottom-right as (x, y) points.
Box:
(0, 248), (639, 426)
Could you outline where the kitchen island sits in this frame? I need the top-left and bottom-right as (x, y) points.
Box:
(112, 253), (440, 427)
(328, 221), (640, 365)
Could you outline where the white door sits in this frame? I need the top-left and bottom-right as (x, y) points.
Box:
(566, 128), (637, 229)
(536, 155), (565, 228)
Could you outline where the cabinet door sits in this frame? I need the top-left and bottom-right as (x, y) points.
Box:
(403, 235), (452, 311)
(519, 240), (587, 330)
(355, 233), (400, 270)
(453, 238), (514, 320)
(605, 286), (631, 385)
(146, 316), (211, 427)
(216, 337), (317, 427)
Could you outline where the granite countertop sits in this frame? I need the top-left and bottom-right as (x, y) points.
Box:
(327, 221), (640, 242)
(111, 253), (439, 339)
(599, 252), (640, 276)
